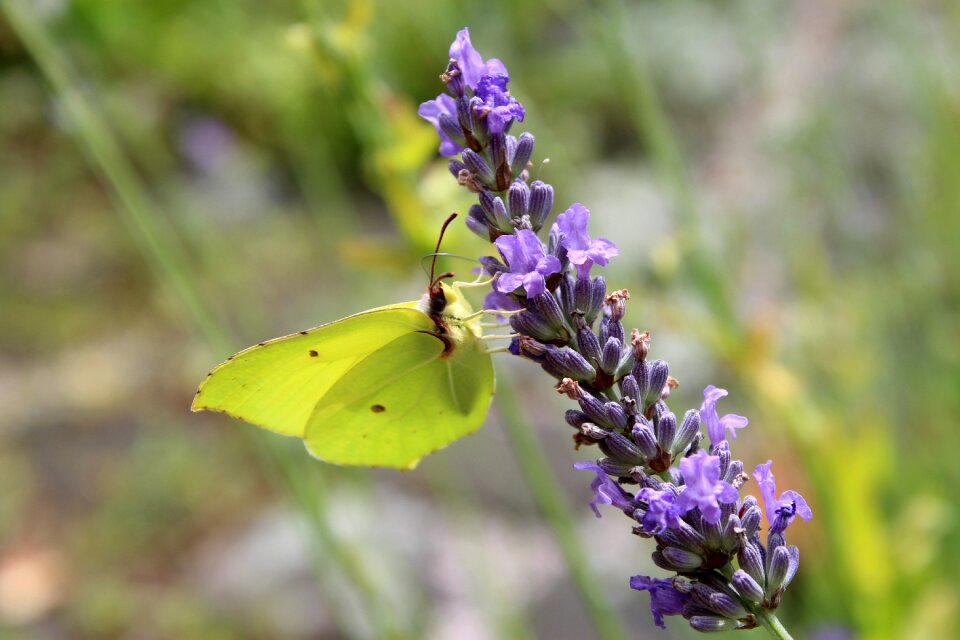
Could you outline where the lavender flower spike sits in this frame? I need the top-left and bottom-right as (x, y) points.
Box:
(753, 461), (813, 533)
(448, 27), (507, 91)
(573, 461), (634, 517)
(553, 203), (618, 278)
(494, 229), (561, 297)
(676, 450), (738, 524)
(700, 384), (748, 447)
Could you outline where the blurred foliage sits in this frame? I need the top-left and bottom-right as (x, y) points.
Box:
(1, 0), (958, 638)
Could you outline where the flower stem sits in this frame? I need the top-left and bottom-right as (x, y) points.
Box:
(494, 375), (630, 640)
(756, 609), (795, 640)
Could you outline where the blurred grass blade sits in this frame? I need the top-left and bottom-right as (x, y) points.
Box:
(0, 2), (407, 637)
(495, 375), (630, 640)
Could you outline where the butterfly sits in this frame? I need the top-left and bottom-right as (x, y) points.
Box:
(191, 216), (496, 469)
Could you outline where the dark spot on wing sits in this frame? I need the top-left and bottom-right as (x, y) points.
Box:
(308, 350), (319, 357)
(371, 404), (386, 413)
(299, 331), (309, 335)
(257, 342), (266, 346)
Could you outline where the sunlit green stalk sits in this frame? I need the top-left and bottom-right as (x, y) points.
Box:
(756, 609), (795, 640)
(597, 0), (734, 324)
(494, 376), (630, 640)
(1, 2), (404, 637)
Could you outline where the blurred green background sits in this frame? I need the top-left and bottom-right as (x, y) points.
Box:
(1, 0), (957, 638)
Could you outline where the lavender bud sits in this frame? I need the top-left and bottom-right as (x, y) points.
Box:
(671, 410), (700, 455)
(631, 423), (659, 459)
(587, 276), (607, 324)
(565, 410), (589, 428)
(448, 158), (466, 176)
(721, 514), (741, 551)
(661, 547), (704, 571)
(604, 401), (628, 429)
(738, 540), (766, 587)
(528, 180), (553, 230)
(466, 217), (488, 240)
(511, 132), (535, 177)
(599, 432), (646, 465)
(478, 189), (497, 219)
(456, 95), (474, 134)
(489, 132), (506, 166)
(488, 132), (509, 190)
(600, 338), (622, 376)
(479, 254), (506, 275)
(556, 274), (574, 312)
(702, 518), (723, 548)
(466, 206), (490, 239)
(508, 180), (530, 219)
(621, 375), (640, 404)
(438, 112), (463, 143)
(689, 617), (733, 633)
(633, 359), (669, 409)
(577, 326), (602, 367)
(691, 583), (746, 619)
(491, 196), (511, 230)
(717, 446), (732, 480)
(510, 311), (559, 343)
(505, 134), (518, 166)
(766, 545), (791, 596)
(572, 276), (592, 316)
(577, 391), (608, 425)
(599, 457), (637, 477)
(651, 550), (674, 572)
(544, 348), (596, 382)
(783, 546), (800, 589)
(578, 423), (608, 442)
(723, 460), (748, 489)
(461, 149), (492, 184)
(514, 336), (547, 360)
(740, 505), (762, 539)
(656, 412), (677, 452)
(531, 293), (568, 335)
(630, 329), (650, 362)
(672, 520), (707, 553)
(599, 317), (625, 348)
(768, 531), (786, 553)
(732, 569), (765, 604)
(604, 289), (629, 322)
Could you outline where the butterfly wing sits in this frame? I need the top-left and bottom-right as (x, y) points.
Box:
(303, 328), (494, 469)
(191, 305), (433, 438)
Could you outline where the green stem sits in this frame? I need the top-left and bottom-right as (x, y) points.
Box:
(494, 376), (630, 640)
(1, 2), (404, 637)
(755, 609), (795, 640)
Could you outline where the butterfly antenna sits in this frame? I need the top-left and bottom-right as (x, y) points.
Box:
(430, 213), (458, 288)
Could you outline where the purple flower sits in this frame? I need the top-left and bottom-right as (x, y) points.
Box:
(483, 290), (522, 320)
(417, 93), (463, 157)
(629, 575), (689, 629)
(753, 461), (813, 533)
(473, 75), (525, 134)
(574, 461), (634, 517)
(700, 385), (748, 447)
(676, 450), (739, 524)
(637, 487), (682, 534)
(552, 204), (618, 278)
(494, 229), (561, 297)
(448, 27), (507, 91)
